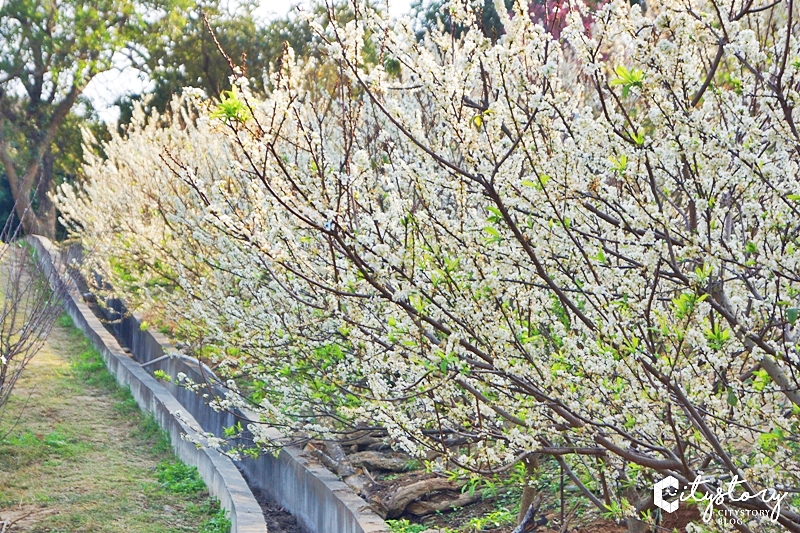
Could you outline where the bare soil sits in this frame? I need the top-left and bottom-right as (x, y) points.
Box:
(253, 492), (308, 533)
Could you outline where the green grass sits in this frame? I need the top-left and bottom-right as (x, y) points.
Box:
(387, 519), (431, 533)
(156, 461), (207, 494)
(466, 506), (516, 531)
(0, 312), (230, 532)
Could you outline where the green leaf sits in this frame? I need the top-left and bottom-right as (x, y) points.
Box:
(483, 227), (501, 242)
(522, 174), (550, 190)
(610, 65), (645, 97)
(609, 154), (628, 172)
(486, 206), (503, 223)
(788, 307), (798, 325)
(593, 249), (607, 264)
(210, 86), (251, 123)
(153, 369), (172, 383)
(727, 390), (738, 407)
(753, 369), (771, 392)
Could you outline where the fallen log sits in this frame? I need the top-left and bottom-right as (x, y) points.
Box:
(325, 441), (356, 477)
(405, 490), (483, 516)
(306, 441), (357, 478)
(338, 431), (386, 451)
(347, 451), (411, 472)
(384, 478), (458, 519)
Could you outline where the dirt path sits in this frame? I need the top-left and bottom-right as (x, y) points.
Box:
(0, 315), (228, 532)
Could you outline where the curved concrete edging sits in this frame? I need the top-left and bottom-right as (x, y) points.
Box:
(30, 236), (390, 533)
(136, 339), (390, 533)
(102, 296), (391, 533)
(27, 235), (267, 533)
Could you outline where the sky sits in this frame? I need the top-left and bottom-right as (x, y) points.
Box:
(84, 0), (415, 122)
(257, 0), (413, 20)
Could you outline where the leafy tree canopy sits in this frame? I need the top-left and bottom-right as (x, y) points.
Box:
(117, 0), (322, 123)
(0, 0), (178, 237)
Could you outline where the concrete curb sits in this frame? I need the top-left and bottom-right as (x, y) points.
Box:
(99, 290), (391, 533)
(30, 236), (390, 533)
(27, 235), (268, 533)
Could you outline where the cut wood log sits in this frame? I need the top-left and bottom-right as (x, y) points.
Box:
(347, 451), (411, 472)
(338, 431), (385, 451)
(368, 494), (389, 518)
(384, 478), (457, 518)
(306, 442), (356, 478)
(343, 471), (367, 496)
(406, 487), (509, 517)
(325, 441), (356, 477)
(366, 440), (392, 451)
(405, 490), (483, 516)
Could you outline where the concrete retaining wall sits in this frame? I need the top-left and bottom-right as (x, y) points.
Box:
(30, 236), (389, 533)
(28, 236), (267, 533)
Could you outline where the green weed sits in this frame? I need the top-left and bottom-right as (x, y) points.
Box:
(386, 519), (428, 533)
(132, 413), (171, 454)
(56, 312), (74, 328)
(156, 460), (207, 495)
(197, 499), (232, 533)
(467, 506), (516, 531)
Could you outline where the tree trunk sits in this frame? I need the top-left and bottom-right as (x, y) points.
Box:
(0, 139), (44, 236)
(517, 453), (540, 525)
(33, 148), (56, 239)
(626, 518), (650, 533)
(0, 85), (81, 238)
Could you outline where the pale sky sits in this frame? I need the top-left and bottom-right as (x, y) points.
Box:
(258, 0), (413, 20)
(84, 0), (415, 122)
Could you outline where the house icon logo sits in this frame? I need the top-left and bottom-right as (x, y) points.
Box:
(654, 476), (679, 513)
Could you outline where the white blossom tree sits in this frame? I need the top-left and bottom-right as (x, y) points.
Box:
(59, 0), (800, 530)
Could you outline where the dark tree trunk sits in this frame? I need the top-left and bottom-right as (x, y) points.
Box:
(33, 147), (56, 239)
(517, 454), (540, 525)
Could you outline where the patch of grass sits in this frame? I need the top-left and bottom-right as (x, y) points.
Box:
(56, 312), (74, 328)
(156, 460), (207, 495)
(0, 430), (90, 467)
(386, 519), (430, 533)
(0, 310), (230, 532)
(71, 343), (117, 391)
(132, 413), (171, 454)
(466, 506), (515, 531)
(404, 459), (422, 471)
(193, 499), (231, 533)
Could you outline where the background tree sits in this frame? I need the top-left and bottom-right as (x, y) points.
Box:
(0, 0), (173, 238)
(116, 0), (320, 124)
(410, 0), (512, 41)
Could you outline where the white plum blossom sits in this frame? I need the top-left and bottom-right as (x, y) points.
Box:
(57, 0), (800, 530)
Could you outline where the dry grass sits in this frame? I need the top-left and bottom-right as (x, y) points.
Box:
(0, 314), (228, 533)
